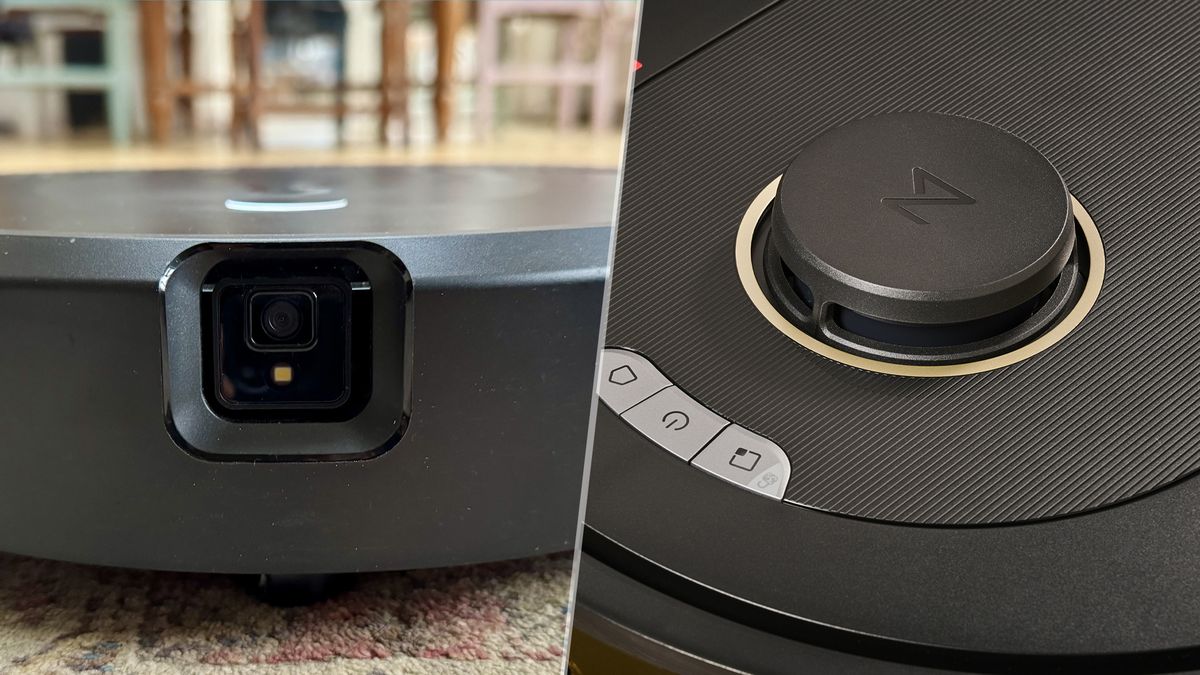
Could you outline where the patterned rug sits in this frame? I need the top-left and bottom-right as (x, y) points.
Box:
(0, 552), (572, 674)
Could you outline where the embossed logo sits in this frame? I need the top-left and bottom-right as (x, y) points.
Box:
(881, 167), (975, 224)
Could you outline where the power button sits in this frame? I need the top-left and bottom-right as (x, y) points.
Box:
(621, 386), (728, 461)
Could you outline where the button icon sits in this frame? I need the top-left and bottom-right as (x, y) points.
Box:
(691, 424), (790, 499)
(621, 386), (728, 461)
(662, 411), (690, 430)
(609, 364), (638, 386)
(881, 167), (976, 225)
(597, 349), (673, 414)
(729, 447), (762, 472)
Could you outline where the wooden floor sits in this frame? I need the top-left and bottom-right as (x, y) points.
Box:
(0, 128), (624, 175)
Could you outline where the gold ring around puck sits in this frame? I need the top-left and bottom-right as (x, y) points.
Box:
(734, 176), (1105, 377)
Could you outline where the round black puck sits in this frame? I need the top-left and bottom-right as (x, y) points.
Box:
(771, 112), (1074, 326)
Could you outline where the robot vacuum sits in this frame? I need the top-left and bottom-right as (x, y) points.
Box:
(572, 1), (1200, 672)
(0, 165), (614, 581)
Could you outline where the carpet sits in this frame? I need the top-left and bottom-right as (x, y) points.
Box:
(0, 552), (572, 674)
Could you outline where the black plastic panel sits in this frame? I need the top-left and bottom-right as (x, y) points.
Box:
(0, 166), (613, 573)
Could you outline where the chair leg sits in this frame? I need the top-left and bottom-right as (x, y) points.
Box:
(395, 34), (410, 146)
(473, 3), (497, 141)
(245, 0), (264, 149)
(433, 0), (466, 143)
(378, 4), (391, 145)
(557, 16), (585, 131)
(138, 0), (173, 145)
(230, 1), (251, 147)
(378, 0), (409, 146)
(105, 0), (136, 145)
(335, 74), (347, 147)
(590, 9), (617, 134)
(179, 0), (195, 133)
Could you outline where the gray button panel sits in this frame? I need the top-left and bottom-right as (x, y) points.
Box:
(691, 424), (790, 500)
(621, 386), (728, 461)
(605, 346), (792, 500)
(598, 348), (673, 414)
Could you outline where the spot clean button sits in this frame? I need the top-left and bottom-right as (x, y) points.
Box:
(691, 424), (790, 500)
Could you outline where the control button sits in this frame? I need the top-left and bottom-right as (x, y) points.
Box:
(691, 424), (790, 499)
(622, 386), (727, 461)
(598, 348), (672, 414)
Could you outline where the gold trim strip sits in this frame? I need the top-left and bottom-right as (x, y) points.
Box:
(735, 176), (1106, 378)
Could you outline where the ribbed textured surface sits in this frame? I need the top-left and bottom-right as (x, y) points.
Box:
(606, 0), (1200, 525)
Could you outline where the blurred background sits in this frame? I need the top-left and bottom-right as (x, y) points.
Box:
(0, 0), (637, 174)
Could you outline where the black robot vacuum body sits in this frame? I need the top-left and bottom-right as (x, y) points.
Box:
(0, 165), (614, 575)
(578, 1), (1200, 673)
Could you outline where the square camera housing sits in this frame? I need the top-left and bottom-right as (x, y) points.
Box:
(162, 243), (411, 460)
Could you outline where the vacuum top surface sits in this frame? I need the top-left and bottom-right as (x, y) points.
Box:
(583, 0), (1200, 668)
(0, 165), (617, 238)
(605, 0), (1200, 527)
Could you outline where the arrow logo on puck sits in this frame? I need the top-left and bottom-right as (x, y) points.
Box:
(881, 167), (975, 224)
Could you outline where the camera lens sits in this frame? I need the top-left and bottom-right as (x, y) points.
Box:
(262, 299), (301, 340)
(246, 289), (317, 350)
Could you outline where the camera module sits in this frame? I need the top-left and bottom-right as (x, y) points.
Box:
(202, 260), (371, 422)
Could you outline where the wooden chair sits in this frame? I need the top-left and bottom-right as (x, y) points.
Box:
(474, 0), (623, 139)
(233, 0), (415, 148)
(139, 0), (259, 145)
(139, 0), (412, 148)
(0, 0), (136, 145)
